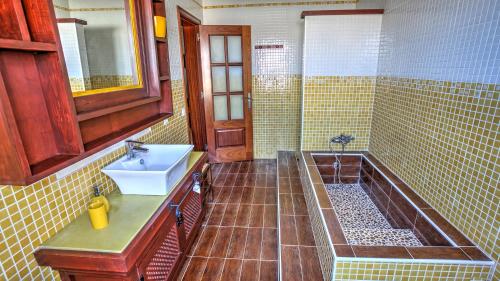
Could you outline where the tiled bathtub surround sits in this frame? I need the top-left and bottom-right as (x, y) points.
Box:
(301, 76), (375, 151)
(299, 151), (494, 280)
(0, 80), (189, 280)
(373, 0), (500, 278)
(370, 77), (499, 278)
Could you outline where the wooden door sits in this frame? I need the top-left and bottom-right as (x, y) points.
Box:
(199, 26), (253, 162)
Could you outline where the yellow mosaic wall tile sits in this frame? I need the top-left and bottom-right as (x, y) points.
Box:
(334, 261), (493, 281)
(89, 75), (136, 89)
(253, 74), (302, 159)
(369, 77), (499, 280)
(69, 76), (136, 93)
(0, 80), (188, 280)
(302, 76), (376, 151)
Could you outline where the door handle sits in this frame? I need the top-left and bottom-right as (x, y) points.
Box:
(247, 93), (252, 109)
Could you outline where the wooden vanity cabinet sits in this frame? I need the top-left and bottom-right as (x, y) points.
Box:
(35, 153), (208, 281)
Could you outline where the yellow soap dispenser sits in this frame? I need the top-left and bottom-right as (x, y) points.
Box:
(91, 185), (110, 212)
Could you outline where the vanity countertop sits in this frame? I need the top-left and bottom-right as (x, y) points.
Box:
(38, 152), (204, 254)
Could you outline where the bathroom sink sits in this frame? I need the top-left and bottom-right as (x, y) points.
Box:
(102, 144), (194, 195)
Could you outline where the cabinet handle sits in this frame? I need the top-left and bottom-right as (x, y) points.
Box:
(175, 208), (184, 226)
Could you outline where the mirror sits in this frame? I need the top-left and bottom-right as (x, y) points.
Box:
(52, 0), (143, 97)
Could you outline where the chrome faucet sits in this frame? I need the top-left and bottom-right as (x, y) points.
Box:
(330, 134), (355, 147)
(329, 134), (355, 185)
(125, 140), (149, 160)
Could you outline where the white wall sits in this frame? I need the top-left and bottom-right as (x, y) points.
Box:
(303, 15), (382, 76)
(378, 0), (500, 84)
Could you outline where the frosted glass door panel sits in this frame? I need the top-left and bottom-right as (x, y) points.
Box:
(229, 66), (243, 92)
(210, 36), (225, 63)
(230, 95), (244, 120)
(211, 66), (227, 92)
(214, 95), (228, 121)
(227, 36), (242, 63)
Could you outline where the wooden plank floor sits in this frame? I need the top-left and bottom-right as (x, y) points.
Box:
(277, 151), (323, 281)
(178, 160), (278, 281)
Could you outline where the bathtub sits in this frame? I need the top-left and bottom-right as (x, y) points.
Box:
(298, 151), (494, 281)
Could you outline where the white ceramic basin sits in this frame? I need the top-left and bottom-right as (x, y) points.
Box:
(102, 144), (194, 195)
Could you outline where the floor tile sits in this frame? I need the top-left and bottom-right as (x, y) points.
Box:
(219, 259), (242, 280)
(295, 215), (315, 246)
(206, 204), (226, 226)
(261, 228), (278, 260)
(221, 204), (239, 227)
(299, 246), (323, 280)
(226, 227), (249, 259)
(244, 227), (263, 259)
(249, 205), (265, 227)
(179, 257), (207, 281)
(240, 260), (260, 281)
(210, 227), (233, 258)
(280, 215), (298, 245)
(281, 246), (302, 281)
(201, 258), (224, 281)
(263, 205), (277, 228)
(235, 204), (252, 227)
(193, 226), (218, 257)
(259, 261), (278, 281)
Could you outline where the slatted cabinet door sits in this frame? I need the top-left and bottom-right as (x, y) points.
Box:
(137, 211), (182, 281)
(179, 190), (203, 248)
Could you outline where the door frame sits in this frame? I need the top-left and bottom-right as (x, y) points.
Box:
(199, 25), (253, 162)
(177, 6), (207, 151)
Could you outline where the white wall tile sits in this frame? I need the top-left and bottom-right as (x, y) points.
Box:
(303, 15), (382, 76)
(378, 0), (500, 84)
(203, 3), (356, 75)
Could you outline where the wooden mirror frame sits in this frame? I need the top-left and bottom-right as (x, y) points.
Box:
(0, 0), (173, 185)
(74, 0), (158, 114)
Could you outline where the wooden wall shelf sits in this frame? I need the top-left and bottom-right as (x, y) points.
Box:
(77, 97), (162, 122)
(0, 0), (176, 185)
(0, 39), (57, 52)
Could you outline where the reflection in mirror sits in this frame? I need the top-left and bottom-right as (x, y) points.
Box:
(52, 0), (142, 97)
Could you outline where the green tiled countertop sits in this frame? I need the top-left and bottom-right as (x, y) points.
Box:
(38, 152), (204, 254)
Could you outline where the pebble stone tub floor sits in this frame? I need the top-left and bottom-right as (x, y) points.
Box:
(325, 184), (423, 247)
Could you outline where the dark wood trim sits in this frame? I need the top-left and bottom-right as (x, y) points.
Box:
(301, 9), (384, 18)
(56, 18), (87, 25)
(177, 6), (201, 26)
(73, 0), (152, 113)
(177, 6), (206, 152)
(255, 44), (283, 49)
(77, 97), (161, 122)
(0, 38), (57, 52)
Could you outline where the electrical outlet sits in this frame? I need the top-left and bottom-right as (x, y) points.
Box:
(181, 107), (186, 116)
(163, 119), (169, 126)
